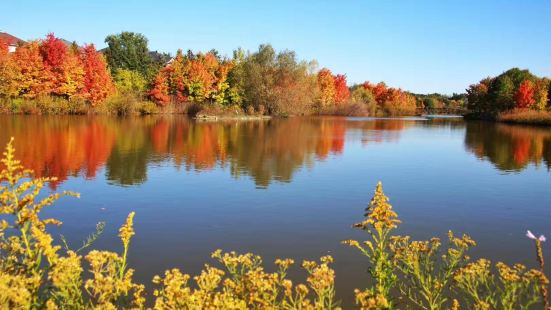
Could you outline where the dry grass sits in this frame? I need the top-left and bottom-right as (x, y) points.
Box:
(318, 102), (378, 116)
(498, 109), (551, 126)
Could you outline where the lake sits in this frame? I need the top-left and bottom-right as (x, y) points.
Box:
(1, 115), (549, 306)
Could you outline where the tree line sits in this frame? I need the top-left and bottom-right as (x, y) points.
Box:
(7, 32), (549, 118)
(0, 34), (114, 104)
(0, 32), (443, 116)
(466, 68), (551, 115)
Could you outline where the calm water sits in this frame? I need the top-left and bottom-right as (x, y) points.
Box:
(1, 115), (550, 305)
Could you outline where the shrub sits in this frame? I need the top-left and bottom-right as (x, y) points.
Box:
(104, 94), (139, 115)
(136, 101), (158, 115)
(34, 96), (87, 115)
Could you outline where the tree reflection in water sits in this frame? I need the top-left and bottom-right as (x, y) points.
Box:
(465, 122), (551, 172)
(0, 116), (408, 188)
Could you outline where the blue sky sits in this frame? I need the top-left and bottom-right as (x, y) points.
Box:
(1, 0), (550, 94)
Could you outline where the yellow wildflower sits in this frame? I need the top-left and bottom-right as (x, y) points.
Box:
(119, 212), (136, 247)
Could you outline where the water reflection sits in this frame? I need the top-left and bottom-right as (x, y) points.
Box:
(3, 116), (551, 188)
(0, 116), (410, 188)
(465, 122), (551, 172)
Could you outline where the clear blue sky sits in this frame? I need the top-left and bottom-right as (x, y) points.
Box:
(2, 0), (550, 94)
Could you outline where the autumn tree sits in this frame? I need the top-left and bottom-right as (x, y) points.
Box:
(358, 81), (417, 115)
(317, 69), (350, 106)
(383, 87), (417, 115)
(317, 68), (336, 106)
(515, 80), (536, 108)
(12, 41), (52, 98)
(350, 85), (376, 105)
(114, 68), (147, 94)
(186, 52), (217, 102)
(466, 68), (547, 114)
(237, 45), (318, 115)
(466, 78), (492, 113)
(533, 78), (549, 110)
(80, 44), (115, 105)
(272, 50), (318, 115)
(333, 74), (350, 104)
(149, 71), (170, 105)
(149, 49), (237, 106)
(40, 33), (84, 98)
(371, 82), (391, 104)
(0, 39), (19, 97)
(239, 44), (277, 112)
(211, 60), (234, 105)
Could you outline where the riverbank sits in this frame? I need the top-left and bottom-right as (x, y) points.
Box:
(465, 109), (551, 126)
(498, 109), (551, 126)
(0, 96), (424, 118)
(0, 96), (252, 117)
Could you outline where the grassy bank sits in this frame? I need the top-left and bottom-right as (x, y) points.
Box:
(0, 96), (249, 117)
(465, 109), (551, 126)
(0, 96), (158, 115)
(0, 139), (549, 309)
(0, 96), (423, 118)
(498, 109), (551, 126)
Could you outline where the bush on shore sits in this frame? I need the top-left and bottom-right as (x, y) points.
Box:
(0, 96), (88, 115)
(317, 102), (372, 117)
(0, 96), (246, 116)
(0, 139), (548, 309)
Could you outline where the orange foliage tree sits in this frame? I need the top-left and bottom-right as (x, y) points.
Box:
(533, 79), (549, 110)
(333, 74), (350, 104)
(317, 68), (350, 105)
(40, 33), (84, 98)
(149, 72), (170, 105)
(12, 41), (52, 98)
(149, 50), (234, 106)
(362, 81), (417, 115)
(80, 44), (115, 105)
(0, 33), (113, 105)
(317, 68), (336, 106)
(515, 80), (536, 108)
(0, 39), (19, 97)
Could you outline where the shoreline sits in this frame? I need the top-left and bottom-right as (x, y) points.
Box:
(465, 109), (551, 126)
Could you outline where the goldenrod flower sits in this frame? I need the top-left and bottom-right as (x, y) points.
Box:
(119, 212), (136, 247)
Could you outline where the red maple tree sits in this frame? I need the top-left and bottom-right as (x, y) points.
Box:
(80, 44), (115, 105)
(515, 80), (536, 108)
(333, 74), (350, 104)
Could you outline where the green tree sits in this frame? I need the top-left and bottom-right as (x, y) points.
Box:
(104, 32), (152, 78)
(423, 97), (438, 111)
(466, 77), (493, 113)
(492, 75), (515, 111)
(226, 48), (246, 107)
(236, 44), (318, 115)
(242, 44), (277, 113)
